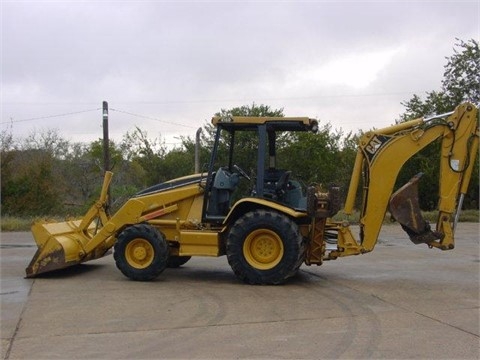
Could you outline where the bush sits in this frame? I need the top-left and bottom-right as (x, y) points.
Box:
(1, 216), (34, 231)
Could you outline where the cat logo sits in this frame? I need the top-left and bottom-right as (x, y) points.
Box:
(364, 134), (390, 161)
(365, 135), (383, 155)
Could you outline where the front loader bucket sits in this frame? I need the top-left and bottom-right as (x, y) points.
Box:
(25, 172), (113, 278)
(389, 173), (443, 244)
(25, 220), (110, 277)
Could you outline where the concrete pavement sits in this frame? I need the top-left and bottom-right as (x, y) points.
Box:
(1, 224), (479, 359)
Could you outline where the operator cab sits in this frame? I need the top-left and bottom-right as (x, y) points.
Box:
(202, 116), (318, 223)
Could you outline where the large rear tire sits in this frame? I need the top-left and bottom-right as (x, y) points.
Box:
(114, 224), (169, 281)
(226, 210), (305, 285)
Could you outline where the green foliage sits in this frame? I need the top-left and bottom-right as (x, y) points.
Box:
(215, 103), (284, 118)
(160, 149), (195, 182)
(278, 122), (343, 185)
(399, 39), (479, 120)
(397, 38), (479, 210)
(1, 150), (64, 216)
(442, 39), (479, 105)
(120, 126), (170, 186)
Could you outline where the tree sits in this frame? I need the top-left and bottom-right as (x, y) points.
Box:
(399, 39), (479, 120)
(277, 122), (343, 186)
(1, 129), (68, 216)
(120, 127), (167, 186)
(215, 103), (284, 118)
(0, 128), (16, 187)
(0, 128), (17, 214)
(397, 38), (479, 209)
(442, 38), (479, 105)
(161, 148), (195, 181)
(60, 139), (133, 214)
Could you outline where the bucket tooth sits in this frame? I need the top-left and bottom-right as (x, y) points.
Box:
(26, 243), (73, 277)
(389, 173), (444, 244)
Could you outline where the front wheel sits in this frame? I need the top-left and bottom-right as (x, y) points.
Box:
(114, 224), (169, 281)
(226, 210), (305, 285)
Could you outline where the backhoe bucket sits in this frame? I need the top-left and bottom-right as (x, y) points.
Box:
(25, 172), (113, 277)
(389, 173), (443, 244)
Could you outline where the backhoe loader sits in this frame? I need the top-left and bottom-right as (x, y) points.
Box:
(26, 102), (479, 284)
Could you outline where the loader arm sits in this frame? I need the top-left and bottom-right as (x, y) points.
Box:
(26, 172), (206, 277)
(327, 102), (478, 259)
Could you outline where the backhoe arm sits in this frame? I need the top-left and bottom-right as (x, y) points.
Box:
(429, 103), (479, 249)
(330, 102), (478, 258)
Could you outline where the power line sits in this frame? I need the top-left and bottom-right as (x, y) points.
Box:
(0, 105), (197, 130)
(0, 108), (101, 125)
(100, 91), (425, 105)
(1, 90), (421, 127)
(110, 108), (197, 129)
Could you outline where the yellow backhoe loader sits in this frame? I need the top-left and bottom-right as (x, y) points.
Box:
(26, 102), (479, 284)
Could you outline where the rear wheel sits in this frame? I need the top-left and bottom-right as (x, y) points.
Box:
(227, 210), (305, 285)
(114, 224), (169, 281)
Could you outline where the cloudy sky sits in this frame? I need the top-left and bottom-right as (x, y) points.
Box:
(2, 0), (478, 147)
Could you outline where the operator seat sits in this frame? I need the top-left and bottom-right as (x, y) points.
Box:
(263, 168), (291, 200)
(206, 167), (239, 218)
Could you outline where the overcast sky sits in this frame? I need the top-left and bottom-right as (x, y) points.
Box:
(2, 0), (479, 147)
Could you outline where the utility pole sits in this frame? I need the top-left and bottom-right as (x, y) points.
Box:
(102, 101), (110, 173)
(102, 101), (111, 210)
(195, 127), (202, 173)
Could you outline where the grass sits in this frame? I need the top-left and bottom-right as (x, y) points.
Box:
(422, 209), (479, 223)
(1, 216), (35, 232)
(0, 215), (65, 232)
(1, 210), (478, 232)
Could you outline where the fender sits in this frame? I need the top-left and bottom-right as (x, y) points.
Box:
(223, 197), (309, 226)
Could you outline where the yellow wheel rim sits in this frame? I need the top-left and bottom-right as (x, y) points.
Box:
(243, 229), (284, 270)
(125, 238), (154, 269)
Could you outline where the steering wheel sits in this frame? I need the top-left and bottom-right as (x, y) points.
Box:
(233, 164), (251, 181)
(275, 171), (291, 196)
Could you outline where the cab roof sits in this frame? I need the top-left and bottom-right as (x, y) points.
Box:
(211, 116), (318, 132)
